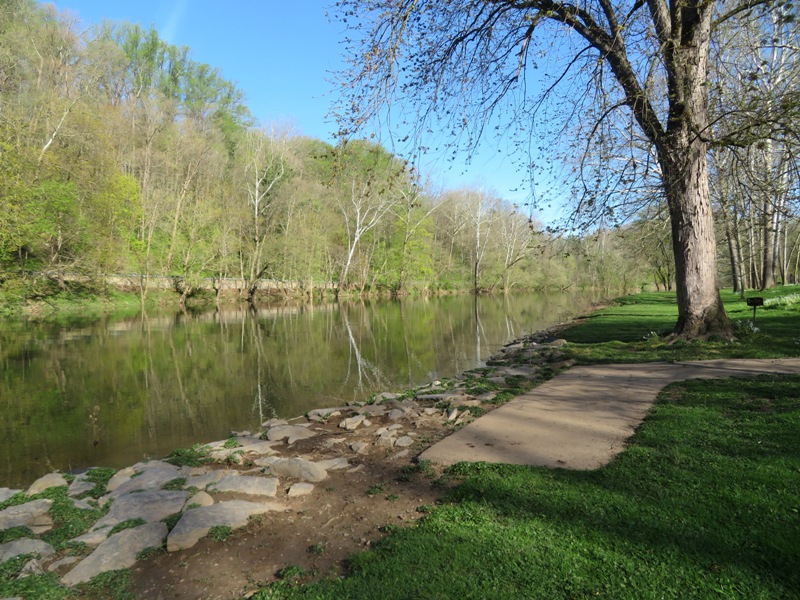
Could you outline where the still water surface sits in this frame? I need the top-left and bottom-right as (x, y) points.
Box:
(1, 292), (601, 487)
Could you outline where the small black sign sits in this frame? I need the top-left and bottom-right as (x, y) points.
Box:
(746, 297), (764, 307)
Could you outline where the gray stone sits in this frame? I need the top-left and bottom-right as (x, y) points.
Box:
(47, 556), (81, 572)
(71, 528), (109, 547)
(0, 488), (21, 503)
(339, 414), (366, 431)
(211, 475), (278, 498)
(187, 491), (214, 507)
(422, 408), (441, 416)
(307, 407), (345, 422)
(237, 440), (280, 455)
(496, 366), (537, 378)
(210, 449), (244, 463)
(18, 558), (45, 577)
(377, 431), (396, 448)
(185, 469), (238, 490)
(350, 442), (370, 454)
(70, 498), (95, 511)
(266, 425), (316, 444)
(0, 539), (55, 563)
(105, 467), (136, 492)
(262, 418), (288, 428)
(323, 437), (347, 448)
(253, 456), (279, 468)
(374, 392), (401, 402)
(167, 500), (280, 551)
(501, 342), (524, 353)
(455, 399), (482, 407)
(415, 394), (447, 402)
(0, 499), (53, 533)
(106, 465), (181, 498)
(387, 409), (406, 420)
(61, 522), (167, 586)
(287, 483), (315, 497)
(446, 408), (460, 421)
(91, 490), (188, 531)
(27, 473), (67, 495)
(395, 436), (415, 448)
(316, 457), (349, 471)
(266, 458), (327, 483)
(132, 459), (177, 471)
(355, 404), (386, 417)
(67, 476), (95, 498)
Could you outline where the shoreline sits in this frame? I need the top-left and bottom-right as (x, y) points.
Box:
(0, 323), (576, 597)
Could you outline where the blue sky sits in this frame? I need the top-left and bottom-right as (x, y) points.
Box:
(49, 0), (560, 222)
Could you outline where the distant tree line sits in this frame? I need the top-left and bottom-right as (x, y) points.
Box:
(0, 1), (796, 309)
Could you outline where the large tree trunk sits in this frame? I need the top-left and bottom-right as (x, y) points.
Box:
(661, 141), (731, 338)
(656, 6), (733, 340)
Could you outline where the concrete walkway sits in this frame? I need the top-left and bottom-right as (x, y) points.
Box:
(420, 358), (800, 470)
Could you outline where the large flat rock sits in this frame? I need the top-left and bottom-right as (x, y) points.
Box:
(104, 465), (182, 498)
(0, 538), (55, 563)
(61, 522), (168, 586)
(0, 488), (21, 503)
(27, 473), (68, 495)
(0, 499), (53, 533)
(210, 475), (278, 497)
(266, 425), (316, 444)
(167, 500), (281, 551)
(91, 490), (189, 531)
(266, 458), (327, 482)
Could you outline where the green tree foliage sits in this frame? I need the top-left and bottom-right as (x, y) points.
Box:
(0, 1), (654, 302)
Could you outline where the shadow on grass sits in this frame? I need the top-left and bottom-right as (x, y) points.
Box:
(273, 376), (800, 599)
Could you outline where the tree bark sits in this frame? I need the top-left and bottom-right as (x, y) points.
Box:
(652, 0), (732, 339)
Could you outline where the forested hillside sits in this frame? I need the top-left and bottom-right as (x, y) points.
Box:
(0, 0), (797, 307)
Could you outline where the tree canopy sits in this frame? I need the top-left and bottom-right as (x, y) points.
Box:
(332, 0), (799, 337)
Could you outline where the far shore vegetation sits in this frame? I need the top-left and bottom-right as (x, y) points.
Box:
(2, 1), (799, 324)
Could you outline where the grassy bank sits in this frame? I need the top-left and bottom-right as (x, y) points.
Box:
(252, 287), (800, 599)
(561, 287), (800, 362)
(0, 279), (184, 320)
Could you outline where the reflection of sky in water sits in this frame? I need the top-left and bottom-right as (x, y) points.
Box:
(1, 292), (604, 487)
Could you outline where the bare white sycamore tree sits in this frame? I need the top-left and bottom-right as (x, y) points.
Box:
(333, 142), (407, 289)
(332, 0), (798, 338)
(239, 124), (288, 304)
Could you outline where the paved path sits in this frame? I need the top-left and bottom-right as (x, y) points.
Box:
(420, 358), (800, 470)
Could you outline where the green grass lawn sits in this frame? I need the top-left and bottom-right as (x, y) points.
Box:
(261, 374), (800, 599)
(562, 286), (800, 363)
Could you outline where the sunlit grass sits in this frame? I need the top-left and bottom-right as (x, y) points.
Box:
(561, 286), (800, 363)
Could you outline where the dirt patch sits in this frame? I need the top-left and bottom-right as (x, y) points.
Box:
(130, 419), (454, 599)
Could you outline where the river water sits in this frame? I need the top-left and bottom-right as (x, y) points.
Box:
(0, 292), (602, 487)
